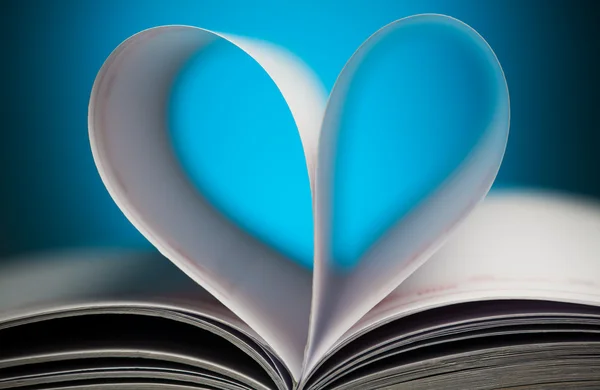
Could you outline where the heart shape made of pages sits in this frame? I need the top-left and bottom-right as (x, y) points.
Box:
(88, 14), (509, 379)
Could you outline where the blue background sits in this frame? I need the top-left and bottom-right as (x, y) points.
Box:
(1, 0), (599, 259)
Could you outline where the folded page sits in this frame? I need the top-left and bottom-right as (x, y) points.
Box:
(305, 14), (510, 375)
(88, 26), (326, 379)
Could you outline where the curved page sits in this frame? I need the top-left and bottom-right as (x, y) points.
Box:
(88, 26), (326, 379)
(305, 14), (510, 374)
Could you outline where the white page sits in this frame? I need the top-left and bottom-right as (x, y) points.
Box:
(0, 249), (238, 328)
(345, 191), (600, 342)
(88, 26), (326, 380)
(303, 14), (510, 375)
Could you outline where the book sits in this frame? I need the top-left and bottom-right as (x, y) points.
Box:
(2, 14), (599, 390)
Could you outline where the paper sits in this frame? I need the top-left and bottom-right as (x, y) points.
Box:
(88, 25), (327, 379)
(304, 14), (510, 375)
(347, 191), (600, 342)
(0, 250), (287, 390)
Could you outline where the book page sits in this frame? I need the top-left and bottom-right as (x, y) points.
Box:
(0, 250), (287, 390)
(88, 26), (326, 379)
(0, 250), (264, 343)
(303, 15), (510, 376)
(346, 191), (600, 342)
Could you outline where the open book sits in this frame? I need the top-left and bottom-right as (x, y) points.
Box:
(2, 14), (599, 390)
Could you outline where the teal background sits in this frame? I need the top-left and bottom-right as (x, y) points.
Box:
(1, 0), (599, 259)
